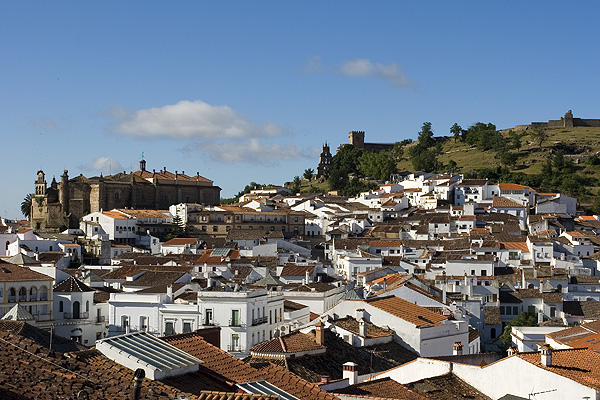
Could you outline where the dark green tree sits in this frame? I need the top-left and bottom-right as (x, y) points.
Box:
(165, 215), (187, 240)
(501, 312), (537, 350)
(409, 122), (441, 172)
(508, 130), (522, 152)
(357, 151), (397, 180)
(450, 123), (462, 142)
(303, 168), (314, 180)
(531, 127), (548, 147)
(21, 193), (32, 220)
(447, 159), (458, 173)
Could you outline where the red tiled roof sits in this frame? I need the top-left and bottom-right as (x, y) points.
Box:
(163, 238), (199, 246)
(364, 296), (448, 327)
(280, 264), (315, 277)
(518, 348), (600, 390)
(492, 196), (525, 208)
(163, 332), (339, 400)
(0, 263), (53, 282)
(250, 331), (325, 354)
(334, 377), (429, 399)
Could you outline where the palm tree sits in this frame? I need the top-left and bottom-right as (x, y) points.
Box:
(21, 193), (32, 220)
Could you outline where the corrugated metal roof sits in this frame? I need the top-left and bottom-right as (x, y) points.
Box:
(238, 380), (300, 400)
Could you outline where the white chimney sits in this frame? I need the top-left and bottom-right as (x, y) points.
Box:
(507, 347), (518, 356)
(356, 308), (367, 322)
(540, 345), (552, 366)
(521, 268), (526, 289)
(359, 318), (367, 337)
(305, 269), (310, 283)
(343, 362), (358, 385)
(538, 310), (544, 324)
(453, 341), (463, 356)
(166, 284), (173, 303)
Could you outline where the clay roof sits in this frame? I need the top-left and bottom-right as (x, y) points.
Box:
(517, 348), (600, 391)
(500, 242), (529, 252)
(0, 263), (52, 282)
(405, 372), (491, 400)
(280, 264), (315, 277)
(38, 252), (66, 263)
(163, 238), (199, 246)
(498, 183), (528, 191)
(334, 377), (429, 399)
(101, 211), (129, 219)
(330, 316), (393, 338)
(54, 276), (95, 292)
(249, 331), (325, 354)
(563, 301), (600, 319)
(114, 209), (171, 218)
(369, 240), (404, 247)
(363, 296), (448, 327)
(134, 169), (213, 183)
(162, 332), (339, 400)
(122, 270), (189, 287)
(101, 264), (192, 280)
(492, 196), (525, 208)
(289, 282), (336, 293)
(284, 300), (309, 312)
(484, 306), (502, 325)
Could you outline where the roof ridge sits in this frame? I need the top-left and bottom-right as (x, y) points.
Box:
(278, 336), (287, 353)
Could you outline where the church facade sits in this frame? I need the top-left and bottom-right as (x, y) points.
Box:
(30, 159), (221, 232)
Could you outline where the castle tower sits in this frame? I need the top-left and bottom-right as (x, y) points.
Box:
(349, 131), (365, 149)
(317, 143), (333, 178)
(59, 170), (69, 215)
(139, 154), (146, 172)
(564, 110), (574, 127)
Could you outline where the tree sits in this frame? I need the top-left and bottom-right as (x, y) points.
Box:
(501, 312), (537, 350)
(290, 176), (301, 194)
(447, 159), (458, 173)
(21, 193), (32, 220)
(450, 123), (462, 142)
(357, 151), (397, 181)
(531, 127), (548, 147)
(409, 122), (441, 172)
(303, 168), (314, 181)
(508, 130), (522, 152)
(500, 151), (518, 168)
(165, 215), (187, 240)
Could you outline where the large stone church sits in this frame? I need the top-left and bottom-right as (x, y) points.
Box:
(30, 158), (221, 232)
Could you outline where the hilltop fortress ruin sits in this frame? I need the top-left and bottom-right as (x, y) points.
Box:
(513, 110), (600, 131)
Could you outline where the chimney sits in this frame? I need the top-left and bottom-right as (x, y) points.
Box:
(320, 375), (330, 384)
(539, 279), (544, 293)
(359, 318), (367, 337)
(166, 284), (173, 303)
(315, 320), (325, 346)
(533, 268), (538, 279)
(442, 281), (447, 304)
(305, 269), (310, 284)
(356, 308), (366, 322)
(540, 344), (552, 367)
(521, 268), (526, 289)
(343, 362), (358, 385)
(453, 341), (463, 356)
(383, 278), (387, 292)
(507, 347), (518, 356)
(538, 309), (544, 324)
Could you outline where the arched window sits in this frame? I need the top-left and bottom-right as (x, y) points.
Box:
(18, 287), (27, 302)
(8, 288), (16, 303)
(557, 284), (563, 293)
(39, 286), (48, 301)
(59, 301), (64, 312)
(29, 287), (37, 302)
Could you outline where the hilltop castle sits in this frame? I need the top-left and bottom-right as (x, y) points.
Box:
(30, 158), (221, 232)
(348, 131), (395, 153)
(513, 110), (600, 131)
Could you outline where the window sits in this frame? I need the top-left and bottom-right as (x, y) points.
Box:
(512, 306), (518, 315)
(528, 305), (535, 316)
(481, 270), (487, 276)
(213, 226), (218, 232)
(550, 307), (556, 318)
(183, 321), (192, 333)
(231, 334), (239, 351)
(29, 287), (37, 301)
(231, 309), (240, 327)
(18, 287), (27, 302)
(59, 301), (64, 312)
(39, 286), (48, 301)
(471, 270), (475, 276)
(165, 321), (174, 336)
(205, 309), (213, 325)
(121, 316), (129, 331)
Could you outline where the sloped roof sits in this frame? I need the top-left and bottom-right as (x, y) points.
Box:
(405, 372), (491, 400)
(1, 304), (34, 321)
(0, 263), (51, 282)
(517, 348), (600, 391)
(5, 253), (41, 266)
(280, 264), (315, 277)
(54, 276), (95, 292)
(363, 295), (448, 327)
(250, 331), (325, 355)
(334, 377), (429, 399)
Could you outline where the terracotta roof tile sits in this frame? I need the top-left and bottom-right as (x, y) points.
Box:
(250, 331), (325, 354)
(334, 377), (429, 399)
(364, 296), (448, 327)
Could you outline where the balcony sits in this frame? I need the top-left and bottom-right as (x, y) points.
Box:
(96, 315), (106, 323)
(229, 320), (246, 328)
(63, 312), (89, 320)
(227, 345), (245, 353)
(252, 316), (268, 326)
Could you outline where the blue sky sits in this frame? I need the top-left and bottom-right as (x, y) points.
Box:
(1, 2), (599, 219)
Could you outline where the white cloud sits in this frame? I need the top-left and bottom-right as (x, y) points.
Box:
(112, 100), (285, 140)
(339, 58), (413, 88)
(81, 157), (124, 175)
(189, 138), (318, 164)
